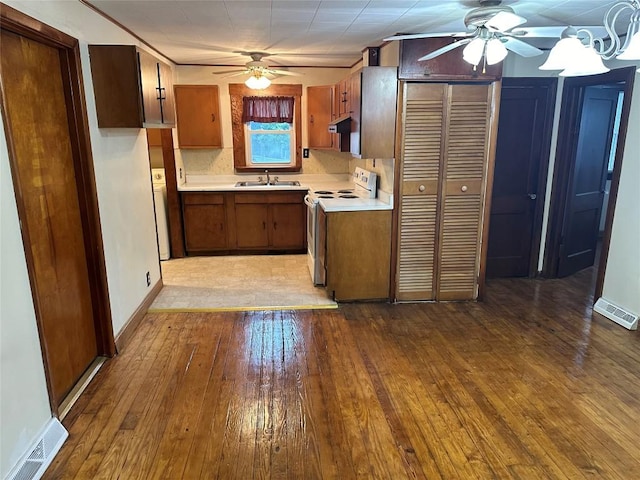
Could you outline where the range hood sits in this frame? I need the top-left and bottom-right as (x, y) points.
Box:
(328, 114), (351, 133)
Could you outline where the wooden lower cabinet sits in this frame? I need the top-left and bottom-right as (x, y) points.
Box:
(235, 203), (269, 248)
(234, 192), (306, 252)
(181, 190), (306, 254)
(182, 193), (228, 252)
(320, 208), (392, 301)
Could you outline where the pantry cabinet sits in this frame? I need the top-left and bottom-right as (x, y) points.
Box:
(395, 82), (500, 301)
(174, 85), (222, 148)
(319, 207), (392, 301)
(88, 45), (175, 128)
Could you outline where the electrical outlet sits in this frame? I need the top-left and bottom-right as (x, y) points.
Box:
(146, 271), (151, 287)
(303, 148), (309, 158)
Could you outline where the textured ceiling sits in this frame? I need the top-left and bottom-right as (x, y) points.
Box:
(85, 0), (626, 67)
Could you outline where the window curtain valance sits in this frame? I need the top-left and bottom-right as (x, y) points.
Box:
(242, 96), (295, 123)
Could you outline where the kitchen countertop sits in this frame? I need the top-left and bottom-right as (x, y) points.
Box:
(178, 174), (393, 211)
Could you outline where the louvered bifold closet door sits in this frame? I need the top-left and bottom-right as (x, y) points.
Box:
(437, 84), (494, 300)
(396, 84), (446, 300)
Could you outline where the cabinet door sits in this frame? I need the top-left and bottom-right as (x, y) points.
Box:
(158, 60), (175, 125)
(182, 193), (227, 252)
(307, 85), (333, 149)
(235, 204), (269, 248)
(183, 204), (227, 251)
(175, 85), (222, 148)
(270, 203), (305, 249)
(336, 77), (350, 116)
(138, 50), (162, 125)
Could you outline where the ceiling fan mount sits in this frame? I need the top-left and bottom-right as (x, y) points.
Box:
(464, 1), (515, 28)
(213, 51), (302, 78)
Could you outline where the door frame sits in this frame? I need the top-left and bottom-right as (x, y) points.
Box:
(1, 5), (115, 415)
(543, 67), (636, 298)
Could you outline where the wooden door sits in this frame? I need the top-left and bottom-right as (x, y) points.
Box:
(1, 30), (99, 405)
(175, 85), (221, 148)
(395, 83), (446, 301)
(270, 203), (305, 249)
(235, 204), (269, 248)
(558, 86), (622, 277)
(307, 85), (333, 149)
(487, 78), (557, 278)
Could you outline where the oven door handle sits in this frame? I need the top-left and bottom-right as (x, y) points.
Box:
(304, 194), (315, 208)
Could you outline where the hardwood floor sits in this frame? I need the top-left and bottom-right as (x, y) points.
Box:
(45, 270), (640, 479)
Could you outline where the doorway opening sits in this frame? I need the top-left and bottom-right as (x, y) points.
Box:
(544, 67), (636, 300)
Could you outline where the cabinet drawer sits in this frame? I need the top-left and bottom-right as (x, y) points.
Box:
(182, 193), (225, 205)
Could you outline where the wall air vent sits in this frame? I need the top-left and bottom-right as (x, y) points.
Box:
(594, 297), (639, 330)
(6, 418), (68, 480)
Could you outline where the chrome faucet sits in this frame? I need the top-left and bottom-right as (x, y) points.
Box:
(265, 169), (270, 185)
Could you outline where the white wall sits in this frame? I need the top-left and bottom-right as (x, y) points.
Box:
(602, 78), (640, 315)
(1, 1), (165, 475)
(0, 119), (52, 479)
(504, 53), (640, 318)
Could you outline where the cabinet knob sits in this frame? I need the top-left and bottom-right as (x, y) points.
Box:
(461, 185), (468, 192)
(528, 193), (537, 200)
(418, 184), (426, 192)
(211, 113), (216, 123)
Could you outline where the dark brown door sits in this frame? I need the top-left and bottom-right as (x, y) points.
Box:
(1, 30), (99, 404)
(558, 85), (622, 277)
(487, 78), (556, 277)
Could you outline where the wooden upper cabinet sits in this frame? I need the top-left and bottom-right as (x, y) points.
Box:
(336, 77), (351, 117)
(399, 38), (502, 81)
(350, 66), (398, 159)
(174, 85), (222, 148)
(88, 45), (175, 128)
(307, 85), (333, 149)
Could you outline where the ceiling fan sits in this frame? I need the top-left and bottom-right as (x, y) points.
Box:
(384, 0), (549, 66)
(212, 52), (303, 78)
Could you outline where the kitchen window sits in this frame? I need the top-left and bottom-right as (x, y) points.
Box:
(229, 83), (302, 172)
(245, 121), (295, 167)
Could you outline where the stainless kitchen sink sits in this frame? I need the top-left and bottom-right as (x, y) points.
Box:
(235, 180), (300, 187)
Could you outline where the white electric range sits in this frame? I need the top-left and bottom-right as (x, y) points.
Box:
(304, 167), (378, 285)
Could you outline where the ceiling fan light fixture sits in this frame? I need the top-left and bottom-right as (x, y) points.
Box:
(463, 37), (486, 66)
(617, 31), (640, 60)
(560, 45), (610, 77)
(539, 36), (585, 70)
(245, 73), (271, 90)
(486, 38), (508, 65)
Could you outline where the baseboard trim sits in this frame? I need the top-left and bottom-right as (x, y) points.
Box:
(115, 278), (163, 353)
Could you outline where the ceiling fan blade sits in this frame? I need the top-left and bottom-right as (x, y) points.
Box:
(219, 70), (252, 78)
(502, 37), (544, 57)
(268, 69), (303, 76)
(384, 31), (469, 41)
(418, 39), (472, 61)
(212, 69), (248, 75)
(486, 11), (527, 32)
